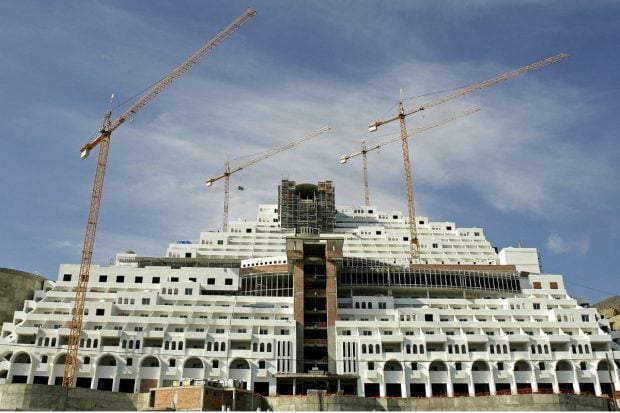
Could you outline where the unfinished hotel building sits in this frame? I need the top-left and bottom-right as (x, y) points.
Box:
(0, 179), (619, 398)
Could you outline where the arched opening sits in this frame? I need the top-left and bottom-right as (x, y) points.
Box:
(98, 355), (117, 367)
(13, 353), (31, 364)
(184, 358), (204, 369)
(514, 360), (534, 394)
(140, 356), (160, 368)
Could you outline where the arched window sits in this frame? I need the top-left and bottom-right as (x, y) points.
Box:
(252, 343), (257, 352)
(122, 340), (127, 349)
(503, 344), (508, 354)
(267, 343), (271, 352)
(406, 344), (411, 354)
(412, 345), (417, 354)
(260, 343), (264, 352)
(361, 302), (366, 309)
(544, 345), (549, 354)
(419, 345), (424, 354)
(462, 345), (466, 354)
(362, 344), (367, 354)
(530, 345), (536, 354)
(207, 342), (212, 351)
(537, 344), (542, 354)
(585, 345), (590, 354)
(490, 345), (495, 354)
(368, 302), (373, 309)
(135, 340), (140, 349)
(497, 344), (502, 354)
(214, 342), (219, 352)
(455, 345), (459, 354)
(164, 341), (169, 350)
(572, 344), (576, 353)
(129, 340), (134, 349)
(178, 341), (183, 351)
(375, 344), (380, 354)
(93, 339), (98, 348)
(448, 345), (453, 354)
(355, 302), (360, 309)
(171, 342), (176, 351)
(44, 338), (50, 347)
(369, 345), (374, 354)
(87, 339), (91, 348)
(578, 344), (583, 354)
(37, 338), (43, 346)
(220, 342), (225, 351)
(51, 338), (56, 347)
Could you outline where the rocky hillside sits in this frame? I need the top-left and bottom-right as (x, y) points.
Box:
(593, 295), (620, 331)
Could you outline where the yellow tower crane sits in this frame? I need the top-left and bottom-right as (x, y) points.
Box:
(367, 52), (569, 264)
(63, 8), (257, 387)
(205, 126), (331, 231)
(340, 107), (480, 206)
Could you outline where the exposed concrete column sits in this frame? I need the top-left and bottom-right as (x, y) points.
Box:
(509, 367), (517, 395)
(593, 366), (602, 396)
(325, 239), (342, 375)
(287, 243), (305, 373)
(571, 366), (580, 394)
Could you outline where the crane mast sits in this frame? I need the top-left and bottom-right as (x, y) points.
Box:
(341, 108), (480, 208)
(361, 140), (370, 206)
(206, 126), (331, 231)
(63, 8), (256, 387)
(367, 52), (568, 264)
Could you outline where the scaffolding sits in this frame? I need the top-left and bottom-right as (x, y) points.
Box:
(278, 180), (335, 234)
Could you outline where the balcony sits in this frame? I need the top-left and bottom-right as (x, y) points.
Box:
(466, 334), (489, 343)
(507, 334), (530, 343)
(547, 334), (570, 343)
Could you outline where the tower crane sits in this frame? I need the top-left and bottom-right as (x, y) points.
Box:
(367, 52), (568, 264)
(63, 8), (256, 387)
(206, 126), (331, 231)
(340, 107), (480, 206)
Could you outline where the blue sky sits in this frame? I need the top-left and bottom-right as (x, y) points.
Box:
(1, 1), (618, 303)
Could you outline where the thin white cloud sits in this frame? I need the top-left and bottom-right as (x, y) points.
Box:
(546, 232), (590, 255)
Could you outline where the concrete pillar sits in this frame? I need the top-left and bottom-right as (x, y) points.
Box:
(572, 367), (580, 394)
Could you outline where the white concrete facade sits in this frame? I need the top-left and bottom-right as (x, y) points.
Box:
(0, 202), (618, 398)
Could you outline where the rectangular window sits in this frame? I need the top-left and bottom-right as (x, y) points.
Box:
(225, 278), (233, 285)
(498, 362), (504, 371)
(152, 277), (160, 284)
(207, 278), (215, 285)
(126, 358), (133, 366)
(533, 303), (540, 310)
(95, 308), (105, 316)
(142, 298), (150, 305)
(425, 314), (433, 322)
(184, 288), (192, 295)
(533, 282), (542, 289)
(63, 274), (72, 281)
(368, 362), (374, 371)
(550, 282), (559, 289)
(215, 329), (224, 334)
(212, 360), (219, 368)
(217, 240), (224, 245)
(581, 315), (589, 322)
(455, 362), (462, 371)
(432, 243), (438, 248)
(280, 329), (289, 335)
(135, 276), (143, 283)
(169, 359), (176, 367)
(116, 275), (125, 283)
(134, 326), (143, 332)
(98, 275), (107, 282)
